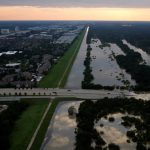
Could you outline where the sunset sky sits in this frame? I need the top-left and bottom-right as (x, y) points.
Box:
(0, 0), (150, 21)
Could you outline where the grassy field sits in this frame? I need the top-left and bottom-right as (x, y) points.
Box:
(38, 28), (86, 88)
(30, 99), (60, 150)
(9, 99), (50, 150)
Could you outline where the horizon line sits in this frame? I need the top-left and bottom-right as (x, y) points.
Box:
(0, 20), (150, 22)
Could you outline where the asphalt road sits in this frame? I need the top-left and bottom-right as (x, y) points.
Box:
(0, 88), (150, 101)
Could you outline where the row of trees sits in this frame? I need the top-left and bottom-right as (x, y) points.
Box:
(0, 101), (28, 149)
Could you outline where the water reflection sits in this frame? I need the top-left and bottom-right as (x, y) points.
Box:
(50, 135), (70, 148)
(41, 102), (140, 150)
(41, 101), (82, 150)
(95, 113), (136, 150)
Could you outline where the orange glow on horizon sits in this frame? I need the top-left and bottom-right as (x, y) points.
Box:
(0, 6), (150, 21)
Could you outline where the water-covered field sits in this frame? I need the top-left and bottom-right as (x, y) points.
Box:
(95, 113), (137, 150)
(90, 39), (136, 86)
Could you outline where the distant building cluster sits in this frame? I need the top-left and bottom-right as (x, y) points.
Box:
(1, 29), (10, 35)
(55, 25), (83, 44)
(0, 23), (84, 88)
(1, 26), (20, 35)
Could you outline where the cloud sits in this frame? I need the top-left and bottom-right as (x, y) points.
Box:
(0, 0), (150, 8)
(50, 135), (70, 148)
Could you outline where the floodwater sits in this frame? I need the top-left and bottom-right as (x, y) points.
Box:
(41, 101), (139, 150)
(95, 113), (137, 150)
(41, 101), (82, 150)
(65, 27), (89, 89)
(90, 39), (136, 86)
(122, 39), (150, 65)
(65, 28), (136, 88)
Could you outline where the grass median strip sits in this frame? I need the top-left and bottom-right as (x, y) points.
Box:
(38, 28), (86, 88)
(30, 99), (60, 150)
(9, 99), (49, 150)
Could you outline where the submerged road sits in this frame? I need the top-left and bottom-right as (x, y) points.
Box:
(0, 88), (150, 101)
(65, 27), (89, 88)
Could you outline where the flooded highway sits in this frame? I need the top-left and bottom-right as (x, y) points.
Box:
(65, 27), (89, 89)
